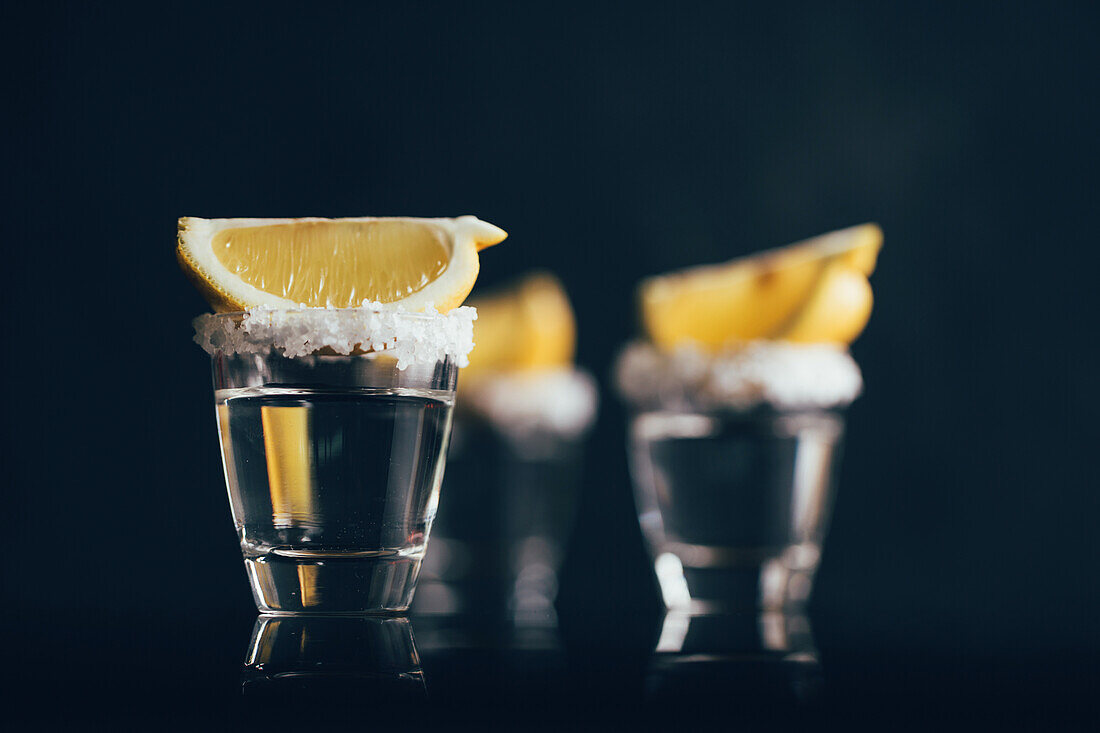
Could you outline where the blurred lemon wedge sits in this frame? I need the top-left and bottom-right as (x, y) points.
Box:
(464, 272), (576, 376)
(177, 215), (507, 312)
(640, 223), (882, 349)
(775, 259), (874, 344)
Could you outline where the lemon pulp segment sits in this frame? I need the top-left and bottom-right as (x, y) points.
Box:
(213, 221), (450, 308)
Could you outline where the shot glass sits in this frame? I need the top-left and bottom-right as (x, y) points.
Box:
(413, 368), (597, 625)
(196, 307), (471, 614)
(617, 341), (862, 611)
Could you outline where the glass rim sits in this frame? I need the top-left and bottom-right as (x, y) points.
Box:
(614, 339), (863, 412)
(194, 305), (476, 368)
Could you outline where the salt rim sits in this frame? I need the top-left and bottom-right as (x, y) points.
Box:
(461, 367), (599, 439)
(193, 302), (477, 370)
(615, 340), (863, 411)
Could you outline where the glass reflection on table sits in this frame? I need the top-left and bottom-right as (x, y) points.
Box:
(241, 615), (426, 700)
(647, 611), (822, 707)
(239, 612), (569, 706)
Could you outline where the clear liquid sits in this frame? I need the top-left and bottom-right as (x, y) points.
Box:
(215, 386), (454, 612)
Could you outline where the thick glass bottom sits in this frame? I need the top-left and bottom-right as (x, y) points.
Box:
(245, 553), (422, 614)
(653, 550), (819, 612)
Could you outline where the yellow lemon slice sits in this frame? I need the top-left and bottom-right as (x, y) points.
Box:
(774, 260), (874, 344)
(464, 272), (576, 376)
(640, 223), (882, 349)
(177, 215), (507, 312)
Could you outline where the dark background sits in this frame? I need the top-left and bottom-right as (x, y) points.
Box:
(3, 0), (1098, 724)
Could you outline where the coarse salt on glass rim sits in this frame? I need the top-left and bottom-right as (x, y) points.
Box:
(615, 340), (863, 411)
(192, 301), (477, 370)
(461, 367), (599, 439)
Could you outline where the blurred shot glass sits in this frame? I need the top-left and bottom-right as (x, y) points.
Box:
(413, 368), (597, 625)
(617, 341), (862, 611)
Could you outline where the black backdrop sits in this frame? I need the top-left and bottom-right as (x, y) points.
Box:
(3, 0), (1098, 693)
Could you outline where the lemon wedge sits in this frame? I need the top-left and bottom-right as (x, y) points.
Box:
(640, 224), (882, 349)
(464, 272), (576, 376)
(177, 215), (506, 313)
(774, 259), (874, 344)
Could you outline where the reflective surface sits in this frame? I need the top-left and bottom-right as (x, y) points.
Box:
(649, 611), (821, 707)
(7, 604), (1099, 727)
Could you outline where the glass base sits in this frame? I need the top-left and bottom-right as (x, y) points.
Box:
(654, 551), (818, 612)
(245, 554), (422, 614)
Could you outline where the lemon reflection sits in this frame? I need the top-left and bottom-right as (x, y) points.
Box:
(260, 405), (317, 528)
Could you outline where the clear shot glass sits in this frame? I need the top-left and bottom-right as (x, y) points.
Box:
(413, 369), (597, 626)
(198, 308), (467, 614)
(617, 342), (861, 612)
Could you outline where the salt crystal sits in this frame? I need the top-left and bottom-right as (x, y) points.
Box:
(192, 302), (476, 370)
